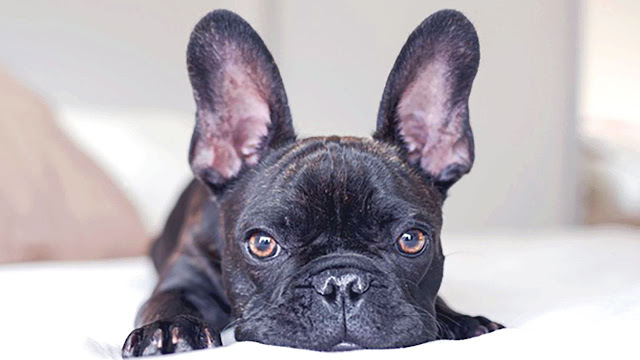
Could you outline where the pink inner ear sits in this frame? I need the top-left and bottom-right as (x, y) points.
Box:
(396, 60), (472, 178)
(191, 63), (271, 180)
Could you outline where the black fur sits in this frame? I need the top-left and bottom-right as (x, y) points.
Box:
(122, 9), (502, 358)
(221, 137), (445, 348)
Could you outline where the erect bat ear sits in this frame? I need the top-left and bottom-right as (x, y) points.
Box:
(374, 10), (480, 191)
(187, 10), (295, 190)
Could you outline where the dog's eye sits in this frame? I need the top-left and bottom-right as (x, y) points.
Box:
(396, 229), (427, 256)
(247, 231), (280, 259)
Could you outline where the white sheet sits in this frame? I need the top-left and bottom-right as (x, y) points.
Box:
(1, 227), (639, 359)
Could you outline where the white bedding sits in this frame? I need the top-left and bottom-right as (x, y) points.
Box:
(2, 227), (639, 360)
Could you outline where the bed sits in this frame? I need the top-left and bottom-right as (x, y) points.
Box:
(2, 226), (638, 359)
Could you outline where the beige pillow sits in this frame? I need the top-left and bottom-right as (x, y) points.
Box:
(0, 69), (148, 263)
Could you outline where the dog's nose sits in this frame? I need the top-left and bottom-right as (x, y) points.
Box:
(312, 270), (371, 301)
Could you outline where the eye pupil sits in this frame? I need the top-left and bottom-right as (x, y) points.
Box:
(258, 236), (271, 248)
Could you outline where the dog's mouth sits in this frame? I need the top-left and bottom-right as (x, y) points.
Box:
(329, 342), (362, 351)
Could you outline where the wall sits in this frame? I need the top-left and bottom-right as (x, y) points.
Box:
(0, 0), (580, 231)
(580, 0), (640, 125)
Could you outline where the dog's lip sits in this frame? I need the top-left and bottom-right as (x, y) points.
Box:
(329, 342), (362, 351)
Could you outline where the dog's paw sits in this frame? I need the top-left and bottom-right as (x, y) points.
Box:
(122, 315), (220, 358)
(453, 315), (504, 339)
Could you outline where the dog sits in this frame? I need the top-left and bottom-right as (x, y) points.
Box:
(122, 9), (503, 357)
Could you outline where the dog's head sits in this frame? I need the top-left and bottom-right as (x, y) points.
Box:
(186, 9), (479, 350)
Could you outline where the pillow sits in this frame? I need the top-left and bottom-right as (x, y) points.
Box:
(0, 68), (148, 263)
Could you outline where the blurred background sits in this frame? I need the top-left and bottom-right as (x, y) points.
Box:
(1, 0), (638, 262)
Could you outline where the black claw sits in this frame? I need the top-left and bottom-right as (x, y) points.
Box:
(466, 316), (504, 338)
(122, 329), (143, 358)
(122, 316), (220, 357)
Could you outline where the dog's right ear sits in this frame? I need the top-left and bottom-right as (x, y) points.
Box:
(187, 10), (295, 191)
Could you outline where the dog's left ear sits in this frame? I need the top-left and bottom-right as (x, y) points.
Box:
(374, 10), (480, 191)
(187, 10), (295, 190)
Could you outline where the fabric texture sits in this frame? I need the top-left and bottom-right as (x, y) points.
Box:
(0, 227), (638, 359)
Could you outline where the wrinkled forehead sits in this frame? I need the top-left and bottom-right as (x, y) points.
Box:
(233, 137), (443, 241)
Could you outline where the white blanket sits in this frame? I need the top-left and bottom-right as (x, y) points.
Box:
(2, 227), (639, 359)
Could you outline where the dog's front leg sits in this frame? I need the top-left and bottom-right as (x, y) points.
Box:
(435, 296), (504, 340)
(122, 253), (231, 357)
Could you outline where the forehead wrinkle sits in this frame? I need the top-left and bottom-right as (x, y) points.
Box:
(278, 149), (331, 183)
(308, 148), (404, 239)
(262, 139), (326, 182)
(240, 137), (442, 245)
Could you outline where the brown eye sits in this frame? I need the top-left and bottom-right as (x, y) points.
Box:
(396, 229), (427, 256)
(248, 231), (280, 259)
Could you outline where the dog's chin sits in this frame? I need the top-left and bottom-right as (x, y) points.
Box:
(247, 337), (431, 352)
(234, 309), (438, 351)
(327, 342), (362, 352)
(235, 327), (436, 351)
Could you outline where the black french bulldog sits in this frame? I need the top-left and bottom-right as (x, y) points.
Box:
(122, 9), (503, 357)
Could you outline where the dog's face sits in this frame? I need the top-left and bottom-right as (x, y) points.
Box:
(185, 10), (479, 350)
(220, 137), (446, 349)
